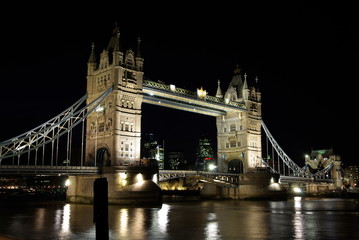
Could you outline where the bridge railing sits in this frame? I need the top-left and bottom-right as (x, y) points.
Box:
(159, 170), (239, 185)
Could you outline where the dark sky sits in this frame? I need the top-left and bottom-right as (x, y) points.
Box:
(0, 5), (358, 166)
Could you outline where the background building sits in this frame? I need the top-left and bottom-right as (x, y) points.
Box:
(196, 135), (216, 171)
(343, 165), (359, 187)
(167, 151), (187, 170)
(141, 133), (164, 169)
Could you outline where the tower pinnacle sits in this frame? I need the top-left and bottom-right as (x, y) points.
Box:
(216, 79), (223, 98)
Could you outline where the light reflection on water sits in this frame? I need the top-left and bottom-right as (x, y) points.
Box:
(293, 197), (304, 240)
(0, 198), (359, 239)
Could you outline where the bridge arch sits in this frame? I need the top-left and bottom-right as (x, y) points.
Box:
(96, 147), (111, 167)
(228, 159), (244, 174)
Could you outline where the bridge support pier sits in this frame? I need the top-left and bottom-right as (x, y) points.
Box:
(237, 172), (287, 200)
(200, 182), (239, 199)
(66, 166), (162, 206)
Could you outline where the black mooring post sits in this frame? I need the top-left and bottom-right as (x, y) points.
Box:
(93, 177), (109, 240)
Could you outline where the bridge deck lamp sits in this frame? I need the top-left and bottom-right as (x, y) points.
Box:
(197, 87), (207, 100)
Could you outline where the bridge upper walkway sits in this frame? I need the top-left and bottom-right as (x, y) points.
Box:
(142, 79), (246, 116)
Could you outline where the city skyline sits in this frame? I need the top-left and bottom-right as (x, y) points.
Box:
(0, 6), (357, 166)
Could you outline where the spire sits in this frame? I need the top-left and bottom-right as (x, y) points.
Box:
(87, 42), (96, 64)
(255, 76), (259, 90)
(243, 73), (248, 90)
(242, 73), (250, 100)
(136, 37), (142, 58)
(234, 65), (241, 75)
(113, 30), (121, 52)
(216, 79), (223, 98)
(135, 37), (144, 71)
(107, 22), (121, 53)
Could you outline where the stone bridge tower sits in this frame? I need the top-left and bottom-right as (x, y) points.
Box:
(85, 25), (144, 167)
(216, 67), (262, 173)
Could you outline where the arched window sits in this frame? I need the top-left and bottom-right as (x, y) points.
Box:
(228, 159), (244, 173)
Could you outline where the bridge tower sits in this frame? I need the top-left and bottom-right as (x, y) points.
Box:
(216, 68), (262, 173)
(85, 25), (144, 167)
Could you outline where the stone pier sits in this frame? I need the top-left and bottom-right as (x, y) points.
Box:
(66, 166), (162, 206)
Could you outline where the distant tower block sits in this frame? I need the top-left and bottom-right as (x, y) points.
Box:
(216, 67), (262, 173)
(85, 24), (144, 167)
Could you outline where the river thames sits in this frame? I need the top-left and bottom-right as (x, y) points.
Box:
(0, 197), (358, 240)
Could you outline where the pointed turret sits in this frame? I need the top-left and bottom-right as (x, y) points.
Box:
(87, 42), (97, 75)
(216, 79), (223, 98)
(107, 23), (123, 66)
(224, 65), (244, 101)
(255, 76), (261, 102)
(107, 22), (121, 52)
(135, 37), (144, 71)
(242, 73), (250, 100)
(88, 42), (96, 64)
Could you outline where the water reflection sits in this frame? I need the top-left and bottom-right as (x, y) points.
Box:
(118, 208), (128, 236)
(1, 199), (359, 239)
(34, 208), (46, 232)
(205, 218), (219, 240)
(293, 197), (304, 240)
(157, 204), (170, 234)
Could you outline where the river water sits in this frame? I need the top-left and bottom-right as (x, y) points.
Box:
(0, 197), (358, 240)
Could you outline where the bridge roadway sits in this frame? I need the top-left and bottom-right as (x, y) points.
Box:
(0, 166), (333, 184)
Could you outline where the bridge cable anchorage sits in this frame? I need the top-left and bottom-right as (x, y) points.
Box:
(0, 86), (113, 162)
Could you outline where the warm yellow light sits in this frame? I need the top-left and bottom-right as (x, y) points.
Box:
(197, 87), (207, 99)
(119, 172), (127, 179)
(65, 179), (70, 186)
(136, 173), (144, 183)
(152, 174), (158, 184)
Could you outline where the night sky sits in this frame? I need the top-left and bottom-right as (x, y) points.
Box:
(0, 6), (357, 166)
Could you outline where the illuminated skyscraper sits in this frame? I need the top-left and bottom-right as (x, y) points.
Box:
(196, 135), (216, 171)
(142, 133), (164, 169)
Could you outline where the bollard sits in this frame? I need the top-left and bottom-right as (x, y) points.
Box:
(93, 177), (109, 240)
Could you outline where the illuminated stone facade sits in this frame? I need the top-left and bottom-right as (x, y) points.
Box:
(216, 69), (262, 173)
(85, 25), (144, 166)
(85, 26), (261, 173)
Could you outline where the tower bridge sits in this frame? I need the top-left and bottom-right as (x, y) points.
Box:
(0, 25), (343, 203)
